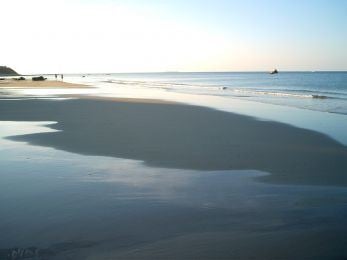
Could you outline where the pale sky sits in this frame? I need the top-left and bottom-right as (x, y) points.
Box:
(1, 0), (346, 74)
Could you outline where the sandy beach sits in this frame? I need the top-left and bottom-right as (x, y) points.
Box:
(0, 79), (89, 88)
(1, 97), (346, 187)
(1, 81), (347, 259)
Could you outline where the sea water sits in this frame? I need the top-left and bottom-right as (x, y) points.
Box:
(70, 71), (347, 115)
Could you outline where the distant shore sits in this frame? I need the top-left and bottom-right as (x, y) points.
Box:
(0, 79), (89, 88)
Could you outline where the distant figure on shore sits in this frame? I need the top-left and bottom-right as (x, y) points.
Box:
(55, 74), (57, 80)
(61, 74), (64, 81)
(270, 69), (278, 74)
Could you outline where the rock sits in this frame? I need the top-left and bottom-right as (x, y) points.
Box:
(14, 77), (26, 81)
(32, 76), (47, 81)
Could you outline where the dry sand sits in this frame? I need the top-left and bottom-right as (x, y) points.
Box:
(1, 97), (347, 186)
(0, 79), (89, 88)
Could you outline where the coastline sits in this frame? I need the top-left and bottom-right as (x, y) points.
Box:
(69, 95), (177, 104)
(0, 79), (90, 88)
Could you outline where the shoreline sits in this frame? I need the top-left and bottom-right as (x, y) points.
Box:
(68, 95), (177, 104)
(0, 79), (90, 88)
(0, 97), (346, 187)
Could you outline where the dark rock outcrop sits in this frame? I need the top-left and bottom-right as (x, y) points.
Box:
(0, 66), (19, 76)
(32, 76), (47, 81)
(14, 77), (26, 81)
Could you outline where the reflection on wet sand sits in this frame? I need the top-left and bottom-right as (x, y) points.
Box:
(0, 122), (347, 259)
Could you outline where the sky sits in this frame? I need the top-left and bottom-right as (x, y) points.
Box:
(1, 0), (346, 74)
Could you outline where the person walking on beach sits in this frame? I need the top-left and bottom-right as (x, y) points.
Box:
(61, 74), (64, 81)
(55, 74), (57, 80)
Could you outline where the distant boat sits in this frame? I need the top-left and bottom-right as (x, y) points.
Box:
(270, 69), (278, 74)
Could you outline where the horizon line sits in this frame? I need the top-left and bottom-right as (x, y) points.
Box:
(16, 70), (347, 76)
(11, 69), (347, 76)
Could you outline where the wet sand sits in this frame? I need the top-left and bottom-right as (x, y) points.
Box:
(0, 98), (346, 186)
(70, 95), (177, 104)
(0, 79), (89, 88)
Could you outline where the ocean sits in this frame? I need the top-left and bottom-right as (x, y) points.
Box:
(70, 71), (347, 115)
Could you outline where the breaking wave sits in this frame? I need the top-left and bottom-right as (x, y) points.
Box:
(100, 79), (341, 100)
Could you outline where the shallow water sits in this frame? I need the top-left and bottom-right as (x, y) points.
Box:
(1, 122), (347, 259)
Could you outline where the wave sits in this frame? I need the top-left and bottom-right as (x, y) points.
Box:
(98, 79), (346, 100)
(229, 89), (332, 99)
(100, 79), (218, 92)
